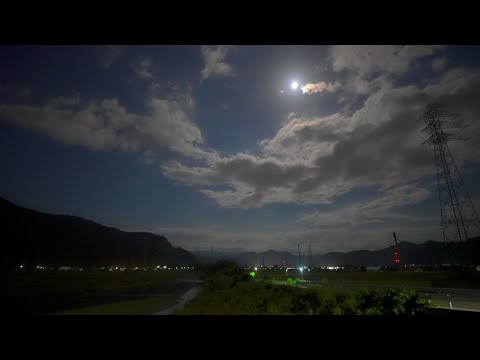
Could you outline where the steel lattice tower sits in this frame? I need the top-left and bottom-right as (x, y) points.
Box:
(420, 104), (480, 263)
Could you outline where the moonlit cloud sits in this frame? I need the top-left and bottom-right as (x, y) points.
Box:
(200, 45), (236, 81)
(330, 45), (447, 76)
(0, 92), (217, 162)
(163, 66), (480, 210)
(301, 81), (340, 94)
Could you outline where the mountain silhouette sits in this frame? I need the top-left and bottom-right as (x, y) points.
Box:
(0, 196), (196, 272)
(194, 238), (480, 267)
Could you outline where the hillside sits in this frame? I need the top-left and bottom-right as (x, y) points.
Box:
(0, 196), (197, 272)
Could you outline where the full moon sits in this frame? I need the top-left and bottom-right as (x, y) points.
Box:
(291, 81), (299, 90)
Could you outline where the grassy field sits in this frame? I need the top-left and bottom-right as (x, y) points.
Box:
(1, 270), (197, 315)
(256, 270), (480, 289)
(55, 295), (178, 315)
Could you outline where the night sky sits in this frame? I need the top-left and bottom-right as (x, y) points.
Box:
(1, 45), (480, 254)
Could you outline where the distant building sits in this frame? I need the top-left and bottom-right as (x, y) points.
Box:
(366, 266), (382, 272)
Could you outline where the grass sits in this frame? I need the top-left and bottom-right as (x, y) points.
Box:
(257, 270), (480, 289)
(54, 295), (178, 315)
(1, 270), (198, 314)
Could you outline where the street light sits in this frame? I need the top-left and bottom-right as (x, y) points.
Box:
(300, 267), (304, 280)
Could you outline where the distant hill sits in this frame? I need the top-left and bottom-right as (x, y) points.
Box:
(194, 238), (480, 267)
(0, 196), (197, 272)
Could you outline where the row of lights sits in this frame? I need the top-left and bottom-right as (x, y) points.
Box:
(19, 264), (194, 271)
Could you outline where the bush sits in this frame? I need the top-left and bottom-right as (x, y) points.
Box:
(177, 264), (433, 315)
(355, 288), (433, 315)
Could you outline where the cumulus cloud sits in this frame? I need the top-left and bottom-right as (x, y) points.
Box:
(133, 57), (153, 80)
(200, 45), (236, 81)
(301, 81), (340, 95)
(162, 65), (480, 210)
(342, 75), (393, 96)
(0, 92), (217, 162)
(330, 45), (447, 77)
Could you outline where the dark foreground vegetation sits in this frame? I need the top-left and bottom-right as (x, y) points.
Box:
(175, 262), (434, 315)
(1, 270), (196, 315)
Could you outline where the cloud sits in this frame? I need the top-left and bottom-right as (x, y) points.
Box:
(432, 57), (448, 72)
(301, 81), (340, 95)
(0, 92), (217, 162)
(144, 220), (442, 253)
(299, 185), (434, 228)
(330, 45), (447, 77)
(143, 149), (155, 165)
(200, 45), (236, 81)
(145, 225), (343, 253)
(162, 65), (480, 209)
(149, 226), (287, 252)
(95, 45), (124, 68)
(133, 57), (153, 80)
(144, 186), (438, 253)
(342, 74), (393, 96)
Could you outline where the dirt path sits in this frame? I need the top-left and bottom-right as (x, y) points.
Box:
(153, 283), (202, 315)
